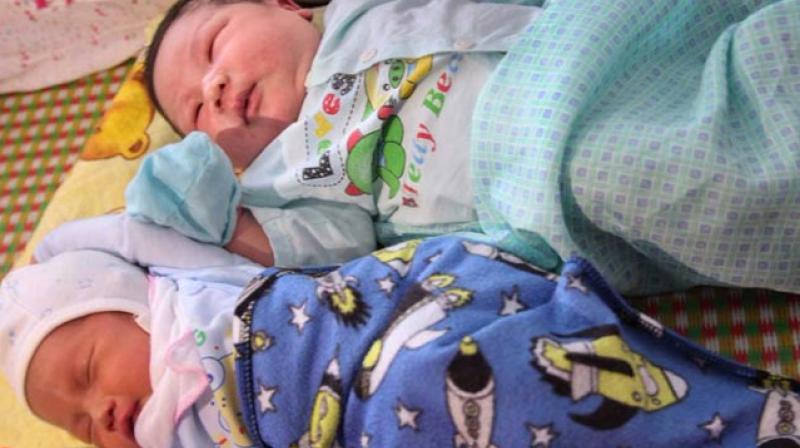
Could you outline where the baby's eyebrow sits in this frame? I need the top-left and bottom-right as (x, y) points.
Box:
(189, 15), (208, 65)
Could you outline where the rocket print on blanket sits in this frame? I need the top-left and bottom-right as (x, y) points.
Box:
(530, 325), (689, 430)
(372, 239), (422, 277)
(355, 273), (473, 399)
(445, 336), (498, 448)
(315, 271), (370, 328)
(751, 376), (800, 447)
(462, 240), (559, 281)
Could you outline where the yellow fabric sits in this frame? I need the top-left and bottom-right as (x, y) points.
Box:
(14, 60), (180, 267)
(3, 57), (179, 448)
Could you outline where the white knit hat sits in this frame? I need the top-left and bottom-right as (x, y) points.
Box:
(0, 250), (150, 412)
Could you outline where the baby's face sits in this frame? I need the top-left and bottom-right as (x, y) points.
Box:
(26, 312), (151, 448)
(153, 0), (321, 170)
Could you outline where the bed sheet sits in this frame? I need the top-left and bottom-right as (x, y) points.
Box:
(472, 0), (800, 296)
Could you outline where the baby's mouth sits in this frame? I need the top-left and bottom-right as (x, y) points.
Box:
(245, 83), (262, 126)
(240, 84), (256, 126)
(123, 400), (141, 441)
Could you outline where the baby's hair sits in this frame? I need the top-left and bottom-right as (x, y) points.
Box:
(143, 0), (324, 135)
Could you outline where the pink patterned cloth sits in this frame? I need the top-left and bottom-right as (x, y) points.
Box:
(0, 0), (172, 94)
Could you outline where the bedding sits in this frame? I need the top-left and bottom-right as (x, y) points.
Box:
(473, 0), (800, 296)
(1, 0), (800, 446)
(0, 59), (133, 448)
(0, 61), (132, 277)
(0, 56), (180, 448)
(233, 236), (798, 447)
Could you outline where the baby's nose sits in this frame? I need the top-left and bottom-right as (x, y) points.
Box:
(202, 72), (229, 110)
(91, 397), (115, 432)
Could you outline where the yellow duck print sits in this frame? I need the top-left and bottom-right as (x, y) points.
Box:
(81, 61), (154, 160)
(364, 55), (433, 117)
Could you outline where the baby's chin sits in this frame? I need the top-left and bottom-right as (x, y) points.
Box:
(215, 116), (293, 170)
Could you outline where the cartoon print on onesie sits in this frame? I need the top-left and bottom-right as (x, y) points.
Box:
(298, 72), (361, 188)
(751, 376), (800, 447)
(199, 347), (254, 447)
(530, 325), (689, 430)
(291, 354), (344, 448)
(445, 336), (498, 448)
(355, 272), (473, 399)
(344, 56), (433, 198)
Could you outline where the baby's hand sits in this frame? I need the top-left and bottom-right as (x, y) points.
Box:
(224, 208), (274, 266)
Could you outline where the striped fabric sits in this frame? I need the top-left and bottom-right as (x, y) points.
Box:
(632, 288), (800, 378)
(0, 61), (131, 276)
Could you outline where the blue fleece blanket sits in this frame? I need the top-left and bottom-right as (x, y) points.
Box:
(473, 0), (800, 294)
(232, 236), (800, 447)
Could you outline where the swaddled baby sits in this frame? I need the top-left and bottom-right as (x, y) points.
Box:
(0, 247), (263, 448)
(4, 218), (799, 447)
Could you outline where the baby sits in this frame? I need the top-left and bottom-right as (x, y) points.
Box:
(126, 0), (554, 268)
(0, 216), (263, 448)
(4, 220), (800, 447)
(1, 251), (152, 448)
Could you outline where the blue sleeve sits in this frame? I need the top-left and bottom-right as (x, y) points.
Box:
(35, 214), (253, 269)
(249, 201), (377, 267)
(125, 131), (241, 245)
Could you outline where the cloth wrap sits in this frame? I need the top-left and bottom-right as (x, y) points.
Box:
(231, 235), (800, 447)
(473, 0), (800, 294)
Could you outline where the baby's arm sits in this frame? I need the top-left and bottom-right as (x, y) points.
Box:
(210, 199), (379, 267)
(248, 201), (377, 267)
(126, 132), (377, 267)
(35, 213), (253, 269)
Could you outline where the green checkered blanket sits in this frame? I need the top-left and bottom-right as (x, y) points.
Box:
(473, 0), (800, 295)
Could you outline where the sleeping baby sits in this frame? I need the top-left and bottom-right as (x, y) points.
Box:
(126, 0), (559, 269)
(3, 218), (800, 447)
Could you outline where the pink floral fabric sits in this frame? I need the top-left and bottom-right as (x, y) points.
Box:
(0, 0), (172, 93)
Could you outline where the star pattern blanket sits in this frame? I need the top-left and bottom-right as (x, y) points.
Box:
(232, 236), (800, 447)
